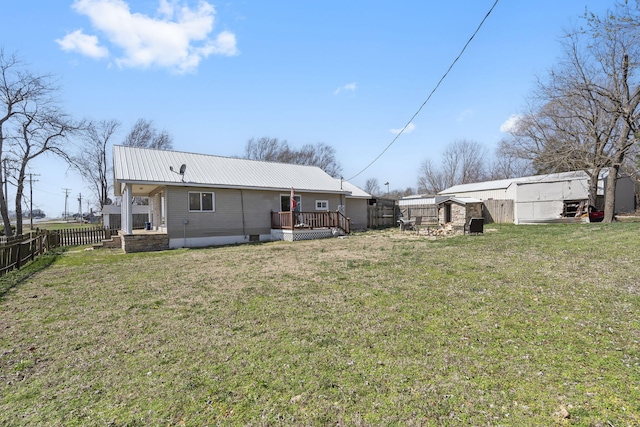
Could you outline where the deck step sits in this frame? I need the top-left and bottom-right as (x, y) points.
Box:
(93, 236), (122, 249)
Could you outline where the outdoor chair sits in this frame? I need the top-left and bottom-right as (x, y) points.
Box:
(398, 217), (413, 231)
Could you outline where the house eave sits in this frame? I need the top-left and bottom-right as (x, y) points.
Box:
(115, 179), (352, 197)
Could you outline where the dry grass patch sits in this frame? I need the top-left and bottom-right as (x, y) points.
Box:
(1, 224), (639, 426)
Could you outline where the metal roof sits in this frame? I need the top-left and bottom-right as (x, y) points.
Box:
(439, 170), (591, 195)
(113, 145), (353, 196)
(338, 179), (371, 199)
(436, 196), (482, 205)
(399, 195), (481, 206)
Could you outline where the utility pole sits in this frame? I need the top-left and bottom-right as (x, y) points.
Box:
(62, 188), (71, 221)
(77, 193), (82, 224)
(29, 173), (40, 231)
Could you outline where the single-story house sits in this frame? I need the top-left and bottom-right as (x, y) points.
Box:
(438, 170), (635, 224)
(112, 145), (371, 251)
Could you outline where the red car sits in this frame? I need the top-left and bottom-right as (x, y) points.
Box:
(588, 205), (604, 222)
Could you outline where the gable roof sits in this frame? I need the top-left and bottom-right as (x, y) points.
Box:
(338, 179), (371, 199)
(113, 145), (352, 196)
(436, 196), (482, 205)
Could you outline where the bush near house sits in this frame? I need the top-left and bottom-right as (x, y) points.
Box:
(0, 224), (638, 425)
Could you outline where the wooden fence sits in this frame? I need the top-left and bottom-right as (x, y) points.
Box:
(0, 231), (56, 277)
(367, 199), (400, 228)
(483, 199), (514, 224)
(51, 227), (112, 247)
(398, 205), (438, 223)
(0, 227), (113, 277)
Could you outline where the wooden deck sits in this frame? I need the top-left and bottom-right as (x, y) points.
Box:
(271, 211), (350, 234)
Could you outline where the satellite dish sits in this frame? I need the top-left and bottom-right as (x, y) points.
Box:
(169, 164), (187, 182)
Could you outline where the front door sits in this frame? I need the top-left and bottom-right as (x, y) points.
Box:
(281, 195), (301, 212)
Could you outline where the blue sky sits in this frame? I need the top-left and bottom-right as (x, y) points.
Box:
(1, 0), (614, 216)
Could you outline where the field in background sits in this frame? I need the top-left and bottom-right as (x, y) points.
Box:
(25, 220), (100, 231)
(0, 224), (639, 426)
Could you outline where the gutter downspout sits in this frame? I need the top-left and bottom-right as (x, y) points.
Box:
(240, 189), (246, 237)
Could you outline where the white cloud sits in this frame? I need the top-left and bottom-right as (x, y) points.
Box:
(500, 114), (522, 133)
(56, 29), (109, 59)
(390, 122), (416, 134)
(334, 82), (357, 95)
(59, 0), (238, 73)
(457, 108), (474, 122)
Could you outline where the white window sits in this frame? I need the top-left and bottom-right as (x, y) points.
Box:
(315, 200), (329, 211)
(189, 192), (215, 212)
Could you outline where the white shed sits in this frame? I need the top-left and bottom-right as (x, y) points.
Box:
(439, 170), (635, 224)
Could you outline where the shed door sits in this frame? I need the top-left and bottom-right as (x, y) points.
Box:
(444, 204), (452, 223)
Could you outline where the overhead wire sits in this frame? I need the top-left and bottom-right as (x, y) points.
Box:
(347, 0), (500, 181)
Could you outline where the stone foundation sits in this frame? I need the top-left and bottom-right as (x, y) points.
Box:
(120, 232), (169, 253)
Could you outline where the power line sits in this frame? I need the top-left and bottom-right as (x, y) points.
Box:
(347, 0), (500, 181)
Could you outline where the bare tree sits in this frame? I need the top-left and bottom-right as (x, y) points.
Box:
(364, 178), (381, 196)
(488, 140), (535, 180)
(296, 142), (342, 177)
(501, 68), (619, 207)
(11, 106), (80, 234)
(0, 50), (79, 235)
(71, 119), (121, 210)
(244, 137), (290, 162)
(123, 118), (173, 150)
(501, 3), (640, 221)
(588, 4), (640, 221)
(244, 137), (342, 177)
(417, 159), (448, 194)
(417, 140), (488, 194)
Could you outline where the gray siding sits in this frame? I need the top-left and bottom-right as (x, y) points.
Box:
(296, 192), (343, 212)
(166, 187), (277, 240)
(165, 187), (355, 239)
(346, 198), (368, 230)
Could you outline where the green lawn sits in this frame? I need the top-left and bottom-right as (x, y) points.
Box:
(0, 224), (638, 426)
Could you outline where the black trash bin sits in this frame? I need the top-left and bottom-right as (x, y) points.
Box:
(145, 222), (151, 230)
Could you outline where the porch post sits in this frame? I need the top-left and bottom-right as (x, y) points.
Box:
(122, 183), (133, 235)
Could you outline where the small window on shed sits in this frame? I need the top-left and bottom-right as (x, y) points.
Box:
(316, 200), (329, 211)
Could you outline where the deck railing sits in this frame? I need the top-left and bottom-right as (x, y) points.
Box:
(271, 211), (350, 234)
